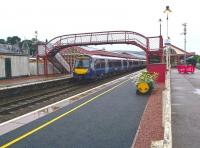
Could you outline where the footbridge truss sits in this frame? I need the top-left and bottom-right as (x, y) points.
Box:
(37, 31), (163, 75)
(46, 31), (163, 59)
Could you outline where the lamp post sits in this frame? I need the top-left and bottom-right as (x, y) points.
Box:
(159, 18), (162, 36)
(164, 6), (172, 38)
(182, 23), (187, 64)
(35, 31), (38, 40)
(164, 6), (172, 69)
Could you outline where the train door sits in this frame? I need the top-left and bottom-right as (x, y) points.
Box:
(95, 59), (105, 78)
(123, 60), (127, 71)
(5, 58), (12, 78)
(100, 59), (105, 74)
(105, 59), (109, 73)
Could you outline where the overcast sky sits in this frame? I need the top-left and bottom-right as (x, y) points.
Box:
(0, 0), (199, 54)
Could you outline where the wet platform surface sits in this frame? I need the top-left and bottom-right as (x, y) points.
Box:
(171, 69), (200, 148)
(0, 74), (70, 89)
(0, 75), (148, 148)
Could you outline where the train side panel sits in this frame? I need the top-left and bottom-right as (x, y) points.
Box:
(73, 55), (146, 80)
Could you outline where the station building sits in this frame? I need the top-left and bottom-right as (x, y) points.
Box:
(163, 44), (195, 67)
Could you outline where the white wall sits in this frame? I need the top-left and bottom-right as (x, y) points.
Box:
(29, 62), (58, 75)
(0, 54), (60, 78)
(0, 56), (5, 78)
(0, 54), (29, 78)
(11, 56), (29, 77)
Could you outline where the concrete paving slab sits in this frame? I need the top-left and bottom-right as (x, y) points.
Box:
(172, 69), (200, 148)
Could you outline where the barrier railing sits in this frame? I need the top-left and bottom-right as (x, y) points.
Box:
(177, 65), (195, 74)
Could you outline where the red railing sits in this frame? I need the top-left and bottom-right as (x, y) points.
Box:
(46, 31), (149, 53)
(45, 31), (163, 64)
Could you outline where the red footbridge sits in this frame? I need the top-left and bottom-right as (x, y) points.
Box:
(37, 31), (164, 81)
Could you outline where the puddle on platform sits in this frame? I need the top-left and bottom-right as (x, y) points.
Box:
(193, 89), (200, 95)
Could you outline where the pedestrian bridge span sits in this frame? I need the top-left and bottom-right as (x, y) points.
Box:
(45, 31), (163, 59)
(37, 31), (163, 74)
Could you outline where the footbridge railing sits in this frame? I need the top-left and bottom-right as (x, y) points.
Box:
(46, 31), (151, 56)
(37, 31), (163, 75)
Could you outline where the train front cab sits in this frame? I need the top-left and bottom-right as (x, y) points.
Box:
(73, 56), (94, 79)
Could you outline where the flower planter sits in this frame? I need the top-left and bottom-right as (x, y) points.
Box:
(135, 72), (158, 95)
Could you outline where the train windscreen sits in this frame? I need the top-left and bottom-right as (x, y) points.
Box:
(75, 58), (90, 68)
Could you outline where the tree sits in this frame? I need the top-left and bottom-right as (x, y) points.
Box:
(0, 39), (6, 44)
(187, 55), (200, 66)
(7, 36), (21, 45)
(20, 39), (37, 56)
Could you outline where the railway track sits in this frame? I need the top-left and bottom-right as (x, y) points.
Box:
(0, 69), (143, 123)
(0, 80), (85, 115)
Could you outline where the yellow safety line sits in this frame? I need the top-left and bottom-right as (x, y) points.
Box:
(0, 79), (129, 148)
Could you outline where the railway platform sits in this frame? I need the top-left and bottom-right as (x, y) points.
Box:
(0, 74), (71, 89)
(0, 72), (164, 148)
(0, 74), (72, 101)
(172, 68), (200, 148)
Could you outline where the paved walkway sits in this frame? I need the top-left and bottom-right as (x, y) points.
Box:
(171, 69), (200, 148)
(133, 83), (164, 148)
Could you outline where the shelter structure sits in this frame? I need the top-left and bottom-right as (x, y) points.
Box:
(163, 44), (195, 67)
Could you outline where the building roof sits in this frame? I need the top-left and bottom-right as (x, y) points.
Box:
(60, 46), (145, 60)
(0, 44), (21, 54)
(164, 44), (195, 56)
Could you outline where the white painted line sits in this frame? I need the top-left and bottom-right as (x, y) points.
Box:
(0, 70), (143, 135)
(172, 104), (183, 106)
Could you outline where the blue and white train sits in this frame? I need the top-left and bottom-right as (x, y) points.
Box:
(73, 55), (146, 79)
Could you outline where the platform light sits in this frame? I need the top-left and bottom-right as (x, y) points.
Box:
(35, 31), (38, 40)
(159, 19), (162, 36)
(181, 23), (187, 65)
(164, 6), (172, 69)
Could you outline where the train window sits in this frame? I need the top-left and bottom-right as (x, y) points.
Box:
(95, 59), (105, 69)
(100, 59), (105, 68)
(114, 61), (117, 67)
(123, 60), (127, 66)
(133, 61), (139, 65)
(108, 60), (112, 68)
(95, 59), (101, 69)
(117, 60), (121, 67)
(75, 59), (90, 68)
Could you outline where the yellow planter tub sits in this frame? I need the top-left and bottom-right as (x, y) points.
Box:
(136, 82), (150, 94)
